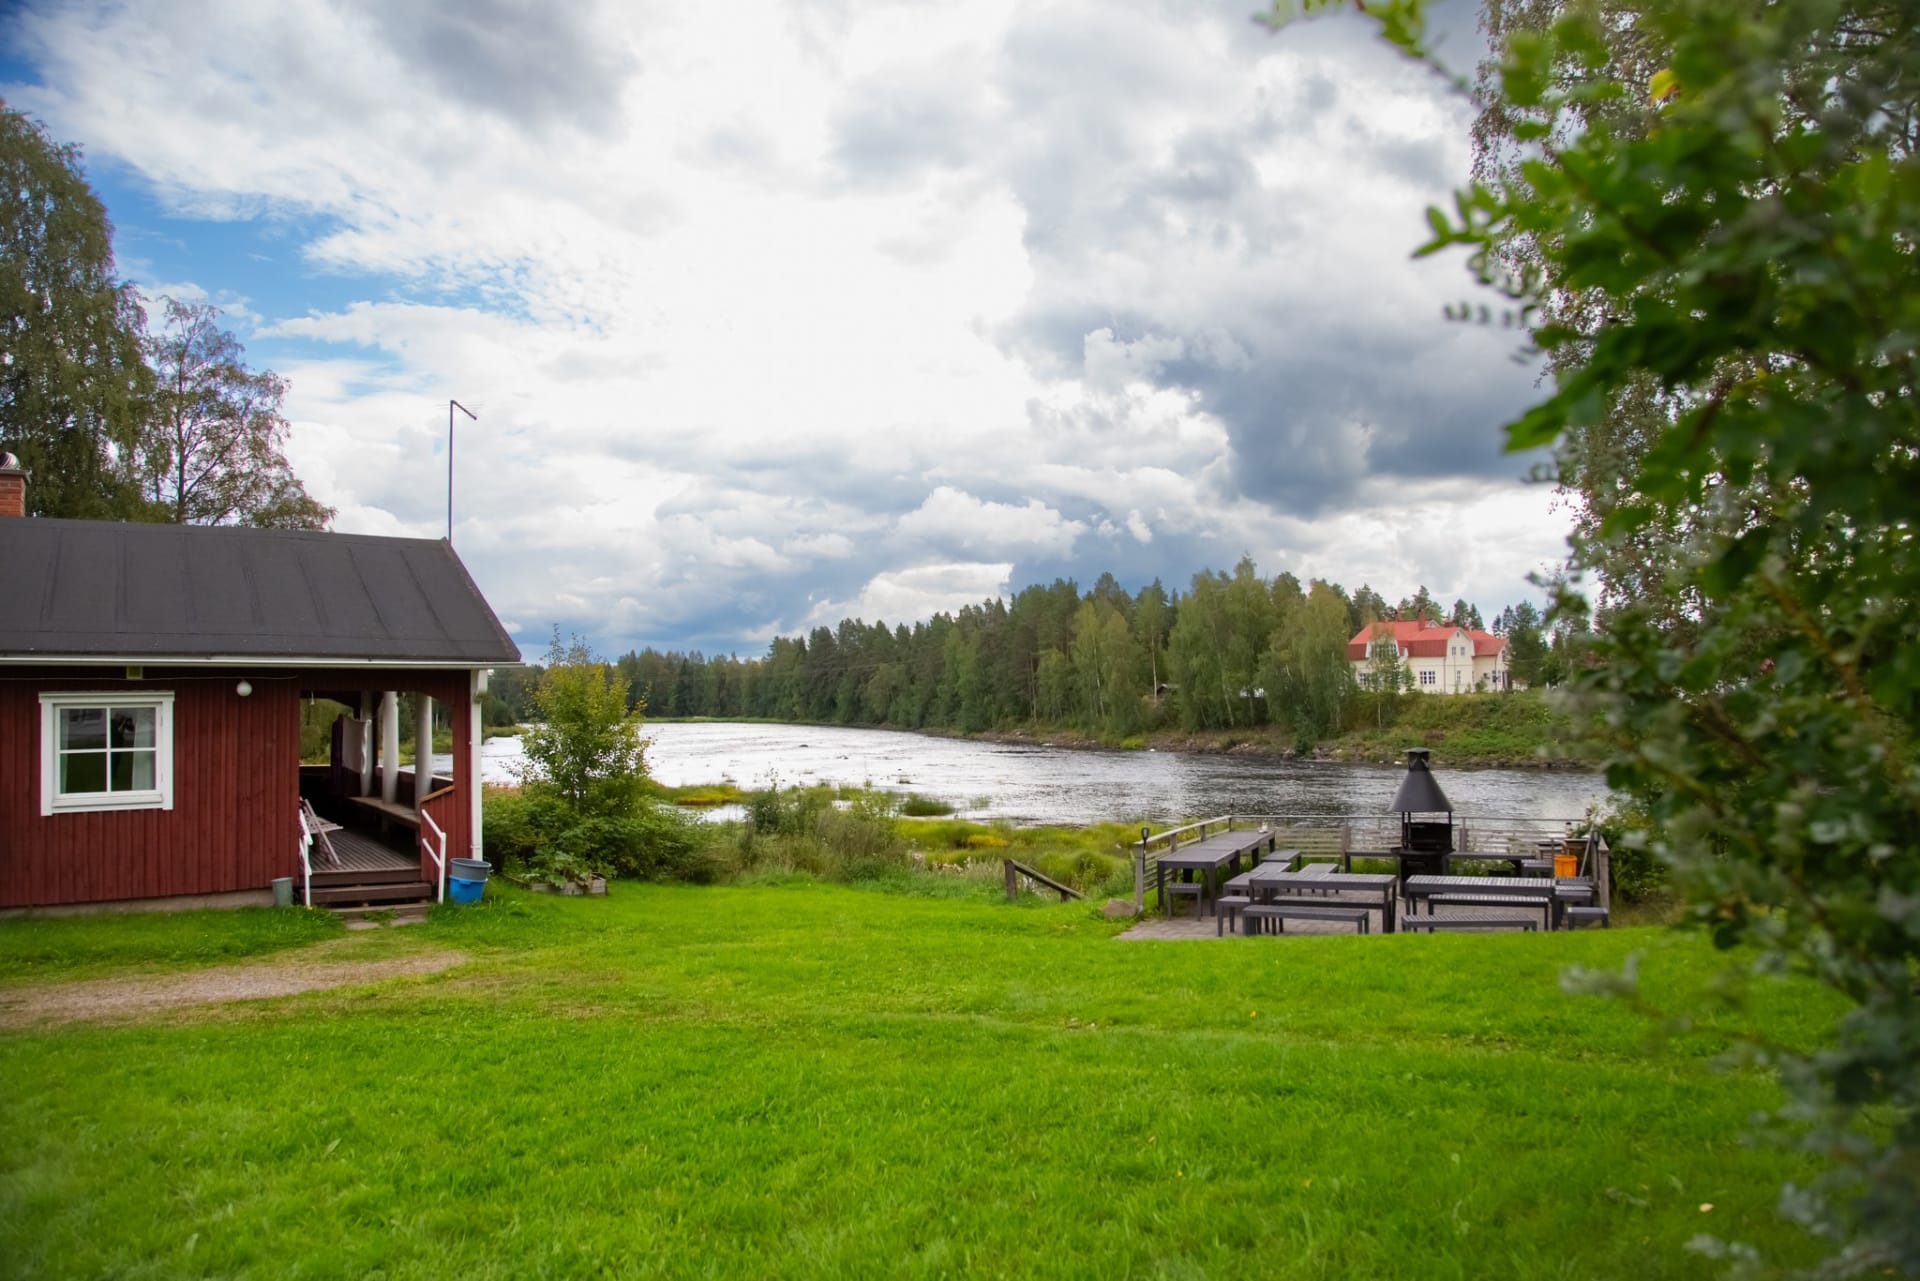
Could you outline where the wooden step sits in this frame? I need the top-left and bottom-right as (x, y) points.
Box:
(310, 881), (433, 906)
(311, 864), (421, 887)
(334, 903), (430, 928)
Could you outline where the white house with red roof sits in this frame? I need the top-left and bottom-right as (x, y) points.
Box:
(1346, 618), (1514, 694)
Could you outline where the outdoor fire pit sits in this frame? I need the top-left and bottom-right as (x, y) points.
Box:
(1390, 748), (1454, 879)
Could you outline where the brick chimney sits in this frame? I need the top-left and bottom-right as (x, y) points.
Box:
(0, 452), (25, 518)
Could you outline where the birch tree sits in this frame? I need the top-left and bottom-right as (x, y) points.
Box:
(138, 298), (332, 528)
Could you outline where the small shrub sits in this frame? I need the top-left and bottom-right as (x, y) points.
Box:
(1588, 796), (1670, 903)
(964, 833), (1009, 850)
(483, 789), (722, 885)
(745, 781), (833, 837)
(816, 790), (906, 879)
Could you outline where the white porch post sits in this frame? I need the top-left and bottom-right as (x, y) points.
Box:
(380, 691), (399, 804)
(357, 690), (375, 797)
(414, 694), (434, 809)
(470, 668), (487, 863)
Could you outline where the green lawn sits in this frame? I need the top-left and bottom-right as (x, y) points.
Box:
(0, 883), (1839, 1279)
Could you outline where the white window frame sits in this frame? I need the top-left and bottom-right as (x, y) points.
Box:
(1418, 669), (1437, 687)
(39, 691), (176, 816)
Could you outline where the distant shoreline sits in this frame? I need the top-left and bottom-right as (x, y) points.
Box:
(641, 711), (1600, 773)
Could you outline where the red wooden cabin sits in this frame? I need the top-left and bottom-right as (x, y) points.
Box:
(0, 458), (520, 914)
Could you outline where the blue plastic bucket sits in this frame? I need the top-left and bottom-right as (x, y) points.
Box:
(448, 876), (485, 905)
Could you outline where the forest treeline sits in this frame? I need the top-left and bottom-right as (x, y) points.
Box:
(487, 559), (1587, 746)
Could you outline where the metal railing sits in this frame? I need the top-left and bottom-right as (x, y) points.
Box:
(1133, 813), (1593, 911)
(420, 811), (448, 904)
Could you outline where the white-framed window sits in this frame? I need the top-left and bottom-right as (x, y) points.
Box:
(39, 692), (175, 816)
(1418, 669), (1437, 687)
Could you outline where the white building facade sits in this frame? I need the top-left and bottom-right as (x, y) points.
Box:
(1346, 619), (1513, 694)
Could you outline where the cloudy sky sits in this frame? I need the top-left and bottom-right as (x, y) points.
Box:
(3, 0), (1565, 660)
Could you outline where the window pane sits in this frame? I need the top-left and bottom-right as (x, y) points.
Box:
(60, 708), (106, 750)
(61, 751), (108, 794)
(111, 750), (157, 792)
(112, 708), (157, 749)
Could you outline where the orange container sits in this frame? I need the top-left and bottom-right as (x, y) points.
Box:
(1554, 853), (1579, 877)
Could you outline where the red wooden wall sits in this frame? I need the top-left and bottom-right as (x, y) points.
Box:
(0, 671), (298, 907)
(0, 666), (476, 908)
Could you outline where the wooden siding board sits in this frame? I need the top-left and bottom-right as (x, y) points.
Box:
(0, 667), (447, 908)
(0, 666), (479, 908)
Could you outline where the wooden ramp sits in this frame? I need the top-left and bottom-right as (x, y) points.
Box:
(1003, 859), (1084, 902)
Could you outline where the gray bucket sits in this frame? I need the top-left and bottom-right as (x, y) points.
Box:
(450, 858), (492, 881)
(271, 876), (294, 907)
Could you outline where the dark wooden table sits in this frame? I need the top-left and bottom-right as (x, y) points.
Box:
(1154, 830), (1276, 916)
(1403, 874), (1593, 929)
(1244, 869), (1399, 933)
(1444, 851), (1540, 875)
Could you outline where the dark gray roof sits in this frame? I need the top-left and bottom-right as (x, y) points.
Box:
(0, 518), (521, 665)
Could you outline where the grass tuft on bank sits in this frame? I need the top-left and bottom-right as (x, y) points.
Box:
(0, 882), (1841, 1280)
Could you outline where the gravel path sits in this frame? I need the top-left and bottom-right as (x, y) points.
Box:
(0, 948), (467, 1028)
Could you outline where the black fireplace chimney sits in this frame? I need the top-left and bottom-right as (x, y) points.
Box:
(1390, 748), (1455, 874)
(1390, 747), (1453, 815)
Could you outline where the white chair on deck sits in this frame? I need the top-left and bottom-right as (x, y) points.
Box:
(300, 798), (344, 867)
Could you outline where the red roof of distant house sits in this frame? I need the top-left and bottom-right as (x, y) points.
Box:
(1345, 618), (1507, 662)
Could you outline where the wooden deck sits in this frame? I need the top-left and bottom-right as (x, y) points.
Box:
(307, 825), (430, 907)
(317, 827), (415, 874)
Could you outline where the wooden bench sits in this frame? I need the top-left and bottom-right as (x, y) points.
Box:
(343, 795), (423, 831)
(1242, 903), (1371, 936)
(1564, 906), (1611, 928)
(1404, 916), (1539, 933)
(1164, 881), (1205, 917)
(1426, 892), (1553, 928)
(1214, 895), (1252, 936)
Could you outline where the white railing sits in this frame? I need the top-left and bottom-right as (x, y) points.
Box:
(295, 809), (314, 907)
(420, 810), (448, 904)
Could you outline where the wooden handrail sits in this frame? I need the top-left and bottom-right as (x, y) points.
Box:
(418, 783), (459, 806)
(419, 811), (448, 904)
(295, 809), (314, 907)
(1003, 858), (1084, 902)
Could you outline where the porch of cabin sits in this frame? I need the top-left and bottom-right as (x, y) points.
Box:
(291, 672), (482, 910)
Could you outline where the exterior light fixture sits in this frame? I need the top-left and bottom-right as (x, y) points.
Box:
(236, 680), (253, 697)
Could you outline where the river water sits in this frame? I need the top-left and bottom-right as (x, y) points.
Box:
(460, 722), (1608, 827)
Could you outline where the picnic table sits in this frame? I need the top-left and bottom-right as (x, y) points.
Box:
(1153, 829), (1277, 916)
(1403, 875), (1595, 930)
(1333, 848), (1545, 876)
(1244, 868), (1399, 934)
(1444, 851), (1549, 875)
